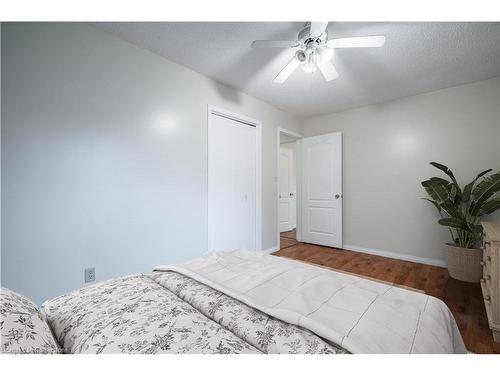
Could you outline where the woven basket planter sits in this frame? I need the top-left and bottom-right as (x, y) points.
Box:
(445, 244), (483, 283)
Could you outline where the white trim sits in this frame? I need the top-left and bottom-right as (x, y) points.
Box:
(207, 104), (262, 251)
(264, 242), (446, 266)
(342, 244), (447, 267)
(276, 127), (303, 252)
(261, 245), (279, 254)
(278, 127), (302, 140)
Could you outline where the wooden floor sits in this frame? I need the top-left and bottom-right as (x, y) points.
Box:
(273, 241), (500, 354)
(279, 229), (298, 250)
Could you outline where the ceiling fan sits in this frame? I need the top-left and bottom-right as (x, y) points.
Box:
(251, 22), (385, 83)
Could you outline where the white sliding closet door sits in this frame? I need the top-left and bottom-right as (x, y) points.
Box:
(208, 110), (258, 252)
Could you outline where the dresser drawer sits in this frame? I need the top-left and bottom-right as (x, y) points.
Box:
(483, 234), (492, 258)
(482, 239), (492, 278)
(481, 281), (493, 324)
(482, 258), (491, 280)
(481, 277), (492, 302)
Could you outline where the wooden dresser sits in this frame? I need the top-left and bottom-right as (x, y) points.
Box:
(481, 221), (500, 343)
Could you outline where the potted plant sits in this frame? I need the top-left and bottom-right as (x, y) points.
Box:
(421, 162), (500, 282)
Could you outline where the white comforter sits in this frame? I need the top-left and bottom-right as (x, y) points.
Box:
(155, 250), (467, 354)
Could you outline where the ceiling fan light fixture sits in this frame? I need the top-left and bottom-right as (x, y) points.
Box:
(303, 52), (317, 73)
(295, 50), (307, 64)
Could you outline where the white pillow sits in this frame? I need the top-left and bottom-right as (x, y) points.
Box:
(1, 287), (61, 354)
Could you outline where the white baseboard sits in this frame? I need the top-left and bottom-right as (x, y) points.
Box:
(261, 245), (279, 254)
(261, 243), (446, 267)
(342, 244), (447, 268)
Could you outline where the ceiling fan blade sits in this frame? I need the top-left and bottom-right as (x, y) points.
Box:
(327, 35), (386, 48)
(309, 22), (329, 37)
(317, 59), (339, 82)
(251, 40), (299, 48)
(274, 56), (300, 84)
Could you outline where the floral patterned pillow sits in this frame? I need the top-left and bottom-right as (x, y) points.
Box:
(1, 287), (61, 354)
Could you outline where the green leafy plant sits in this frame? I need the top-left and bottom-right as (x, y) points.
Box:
(421, 162), (500, 248)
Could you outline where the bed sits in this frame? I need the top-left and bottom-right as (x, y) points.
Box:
(1, 250), (467, 354)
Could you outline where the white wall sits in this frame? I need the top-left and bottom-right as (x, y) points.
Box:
(1, 23), (302, 303)
(304, 78), (500, 265)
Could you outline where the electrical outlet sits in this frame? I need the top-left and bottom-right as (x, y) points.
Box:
(84, 267), (95, 283)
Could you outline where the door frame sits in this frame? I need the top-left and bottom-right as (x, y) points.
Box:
(276, 127), (303, 250)
(207, 105), (262, 251)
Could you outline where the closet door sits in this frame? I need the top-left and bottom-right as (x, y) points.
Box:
(208, 111), (257, 252)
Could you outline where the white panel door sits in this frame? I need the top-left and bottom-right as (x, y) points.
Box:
(279, 147), (296, 232)
(208, 113), (257, 252)
(301, 132), (342, 247)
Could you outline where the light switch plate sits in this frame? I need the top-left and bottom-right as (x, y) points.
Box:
(84, 267), (95, 283)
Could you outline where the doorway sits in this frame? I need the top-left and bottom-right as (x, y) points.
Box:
(276, 129), (343, 252)
(277, 128), (302, 250)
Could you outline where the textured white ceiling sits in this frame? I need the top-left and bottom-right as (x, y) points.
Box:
(91, 22), (500, 117)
